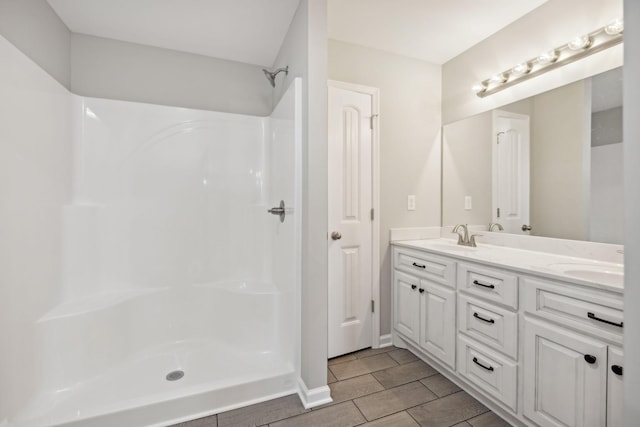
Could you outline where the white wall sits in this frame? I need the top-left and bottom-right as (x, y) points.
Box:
(442, 0), (623, 124)
(328, 40), (442, 336)
(0, 34), (72, 421)
(624, 1), (640, 425)
(272, 0), (330, 393)
(71, 34), (273, 116)
(0, 0), (70, 88)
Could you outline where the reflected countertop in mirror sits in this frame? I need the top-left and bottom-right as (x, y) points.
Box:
(442, 66), (623, 244)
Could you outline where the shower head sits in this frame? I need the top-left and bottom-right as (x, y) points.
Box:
(262, 66), (289, 88)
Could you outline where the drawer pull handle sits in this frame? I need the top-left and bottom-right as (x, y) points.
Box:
(473, 312), (495, 324)
(472, 357), (494, 372)
(472, 280), (495, 289)
(419, 288), (425, 293)
(611, 365), (623, 376)
(584, 354), (597, 364)
(587, 312), (623, 328)
(412, 262), (426, 269)
(411, 284), (417, 290)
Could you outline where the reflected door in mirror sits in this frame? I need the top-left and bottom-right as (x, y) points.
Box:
(492, 110), (530, 234)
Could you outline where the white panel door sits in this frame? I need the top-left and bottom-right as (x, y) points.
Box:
(524, 319), (607, 427)
(419, 280), (456, 369)
(492, 110), (530, 234)
(328, 85), (373, 358)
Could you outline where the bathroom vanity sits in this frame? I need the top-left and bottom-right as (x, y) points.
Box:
(391, 238), (623, 427)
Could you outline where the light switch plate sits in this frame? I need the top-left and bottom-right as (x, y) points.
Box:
(408, 195), (416, 211)
(464, 196), (472, 210)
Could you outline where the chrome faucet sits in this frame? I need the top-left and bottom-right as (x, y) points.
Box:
(452, 224), (481, 247)
(489, 222), (504, 232)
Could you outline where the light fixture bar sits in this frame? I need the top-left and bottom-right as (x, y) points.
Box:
(476, 22), (623, 98)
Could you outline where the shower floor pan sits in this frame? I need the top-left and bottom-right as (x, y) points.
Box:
(13, 340), (296, 427)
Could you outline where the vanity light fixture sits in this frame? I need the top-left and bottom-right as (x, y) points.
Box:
(475, 18), (623, 98)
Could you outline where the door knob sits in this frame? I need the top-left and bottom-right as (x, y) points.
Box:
(522, 224), (532, 232)
(331, 231), (342, 240)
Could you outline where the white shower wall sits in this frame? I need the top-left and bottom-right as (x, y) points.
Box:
(0, 34), (73, 423)
(65, 96), (274, 296)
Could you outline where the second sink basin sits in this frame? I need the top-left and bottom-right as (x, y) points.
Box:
(546, 262), (623, 286)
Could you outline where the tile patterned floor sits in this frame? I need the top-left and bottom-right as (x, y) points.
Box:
(172, 346), (511, 427)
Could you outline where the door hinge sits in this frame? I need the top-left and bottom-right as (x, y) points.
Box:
(497, 208), (501, 218)
(370, 114), (378, 130)
(371, 300), (375, 313)
(371, 208), (374, 221)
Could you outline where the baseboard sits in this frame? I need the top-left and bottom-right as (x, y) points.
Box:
(378, 334), (392, 347)
(297, 377), (332, 409)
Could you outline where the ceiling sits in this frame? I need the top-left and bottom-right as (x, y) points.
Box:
(328, 0), (548, 64)
(48, 0), (549, 67)
(47, 0), (301, 67)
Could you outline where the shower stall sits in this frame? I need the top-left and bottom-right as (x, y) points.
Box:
(0, 34), (301, 426)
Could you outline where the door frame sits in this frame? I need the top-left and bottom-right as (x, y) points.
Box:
(328, 80), (381, 348)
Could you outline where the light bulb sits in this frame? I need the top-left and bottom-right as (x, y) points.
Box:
(472, 83), (487, 93)
(604, 18), (623, 35)
(568, 35), (592, 50)
(511, 62), (531, 76)
(537, 50), (558, 65)
(489, 73), (507, 84)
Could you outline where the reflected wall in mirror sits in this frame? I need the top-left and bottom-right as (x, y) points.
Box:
(442, 66), (623, 244)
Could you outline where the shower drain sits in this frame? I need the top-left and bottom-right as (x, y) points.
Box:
(166, 370), (185, 381)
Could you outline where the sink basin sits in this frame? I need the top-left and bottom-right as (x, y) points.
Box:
(546, 262), (623, 286)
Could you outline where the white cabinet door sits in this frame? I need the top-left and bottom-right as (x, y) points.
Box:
(524, 319), (607, 427)
(607, 347), (624, 427)
(419, 280), (456, 369)
(393, 271), (420, 342)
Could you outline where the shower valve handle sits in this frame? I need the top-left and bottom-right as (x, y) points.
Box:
(268, 200), (286, 223)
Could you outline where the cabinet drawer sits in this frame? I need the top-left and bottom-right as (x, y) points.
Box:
(521, 276), (623, 344)
(457, 335), (517, 412)
(458, 295), (517, 359)
(394, 247), (455, 287)
(458, 262), (518, 309)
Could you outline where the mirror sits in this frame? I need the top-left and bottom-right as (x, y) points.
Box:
(442, 66), (623, 244)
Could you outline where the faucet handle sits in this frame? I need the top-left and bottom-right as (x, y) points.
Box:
(489, 222), (503, 232)
(451, 224), (465, 244)
(470, 234), (483, 247)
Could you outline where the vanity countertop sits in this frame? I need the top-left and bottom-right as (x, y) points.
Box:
(392, 238), (623, 293)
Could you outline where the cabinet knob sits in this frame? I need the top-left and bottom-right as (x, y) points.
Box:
(411, 284), (417, 290)
(419, 288), (425, 293)
(611, 365), (623, 376)
(584, 354), (597, 364)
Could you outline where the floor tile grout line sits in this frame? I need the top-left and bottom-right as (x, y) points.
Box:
(350, 398), (370, 425)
